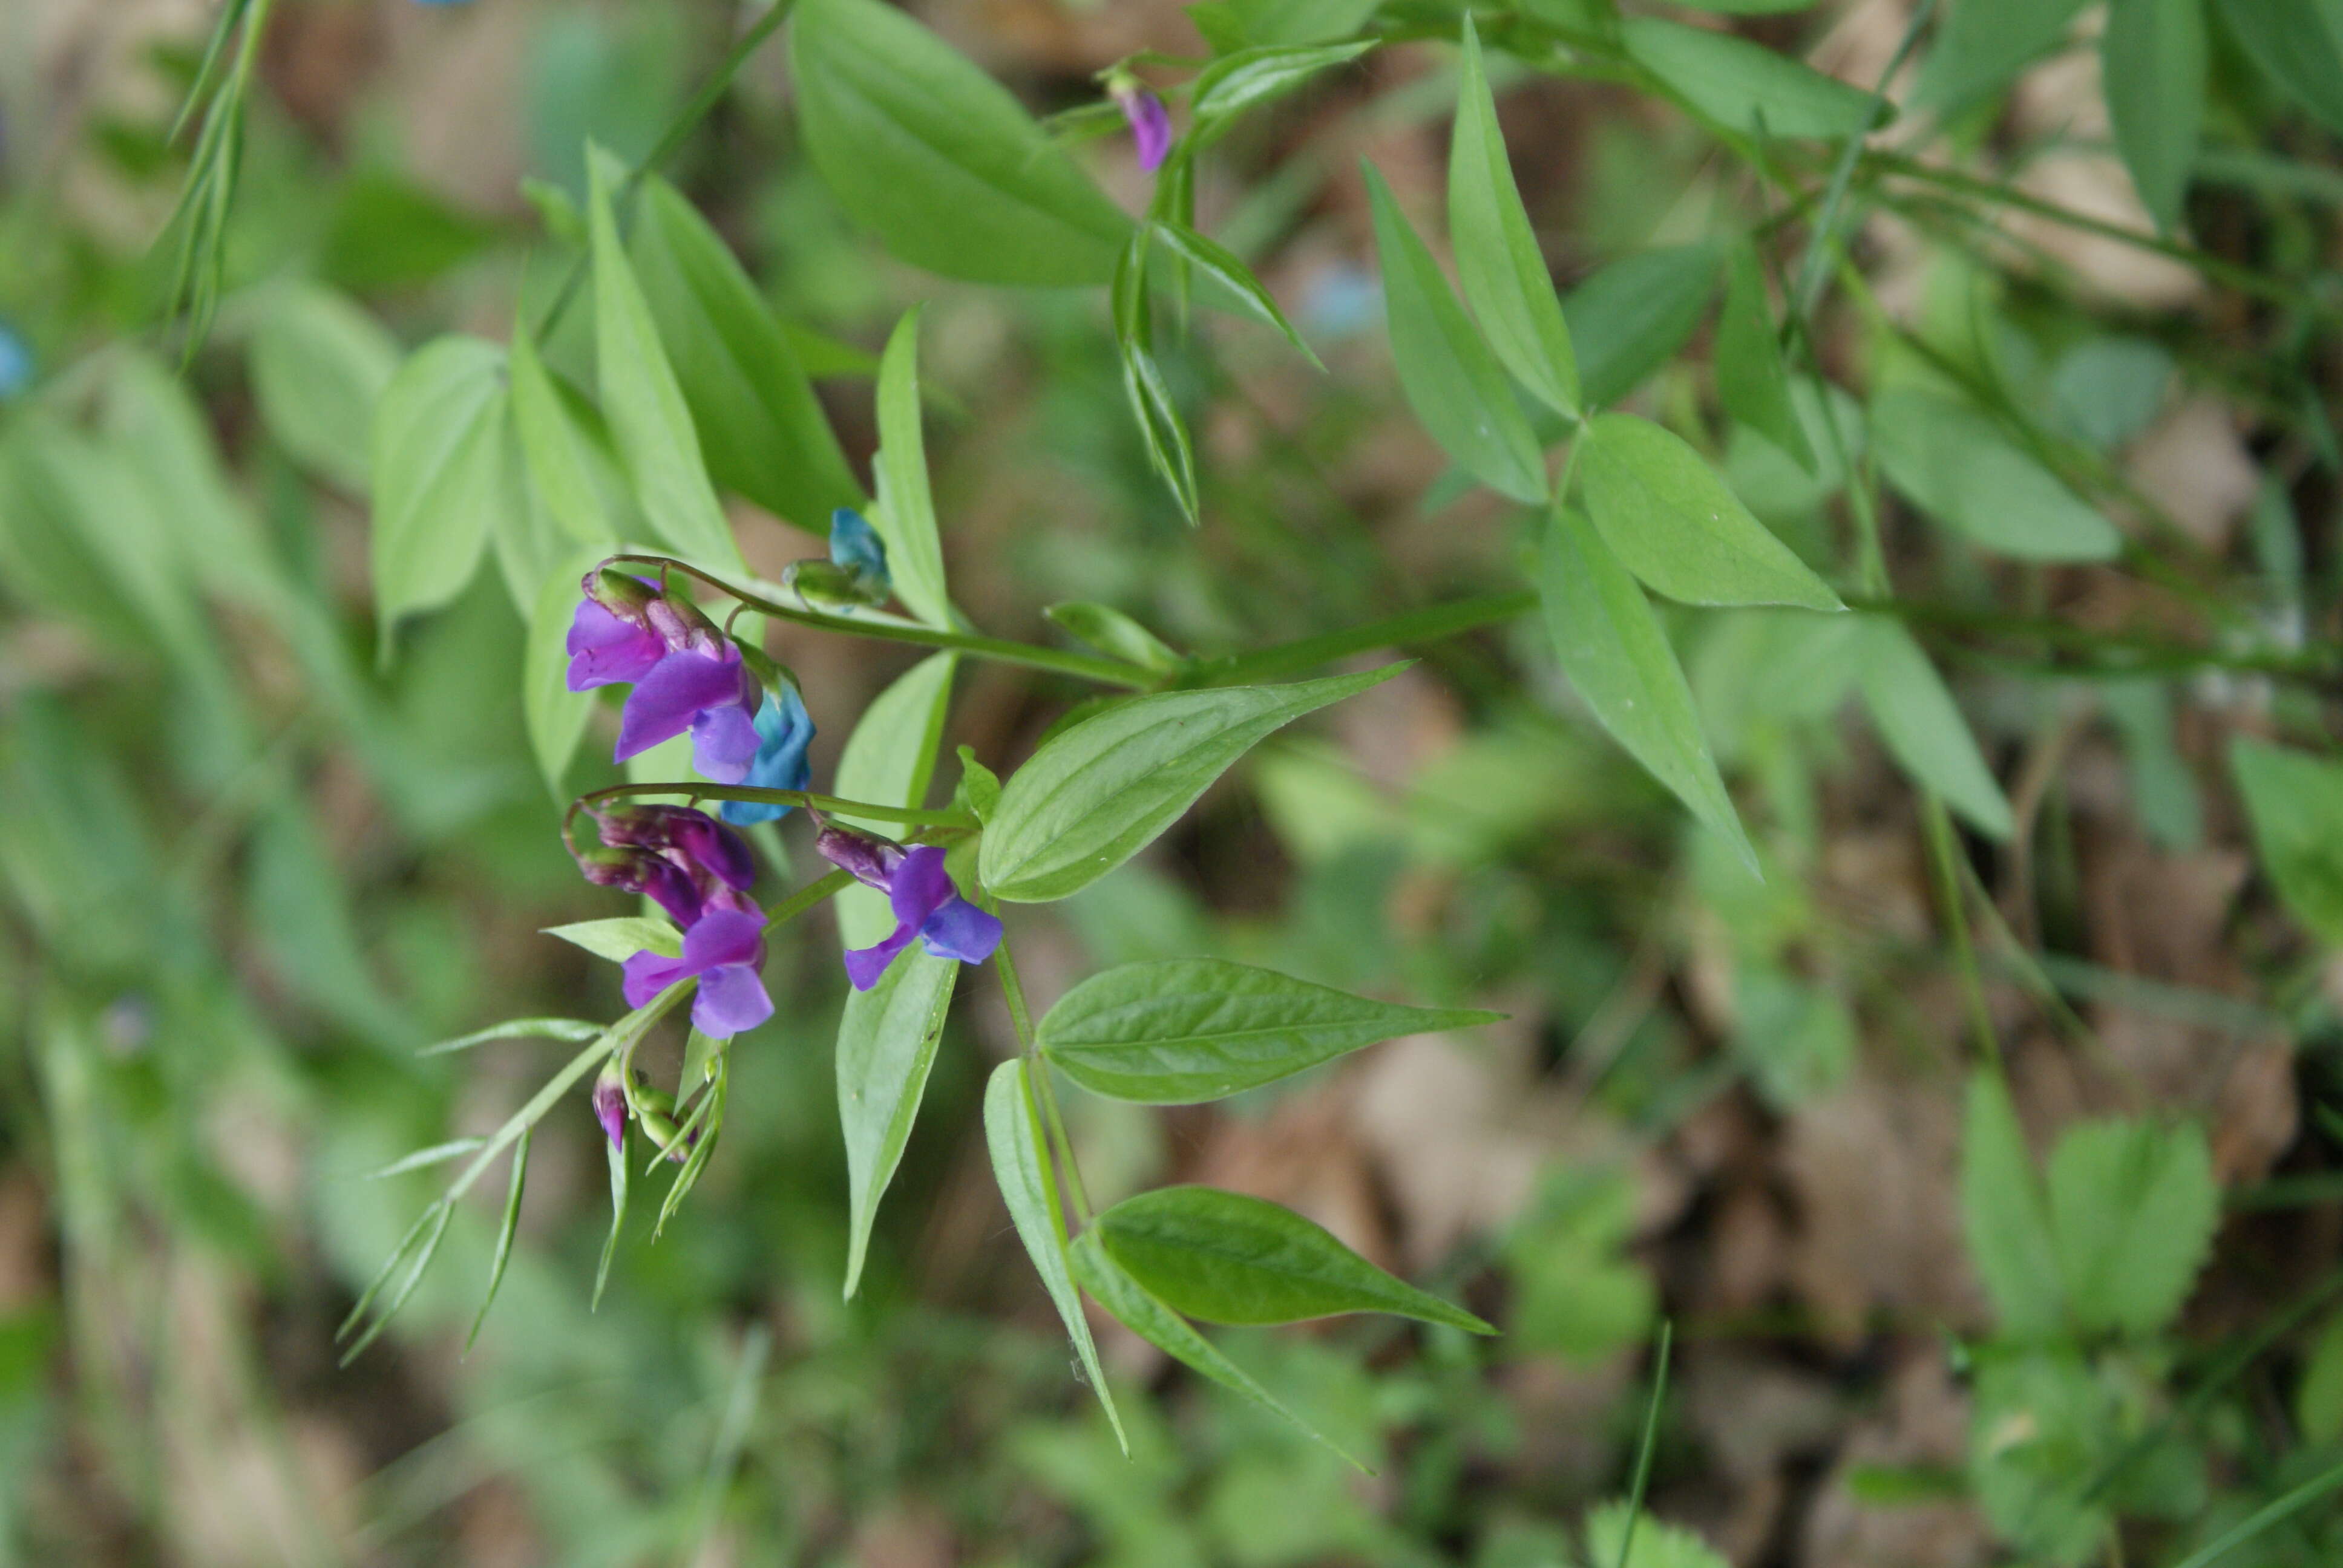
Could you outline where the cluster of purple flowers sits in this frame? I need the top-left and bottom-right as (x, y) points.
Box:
(574, 802), (775, 1039)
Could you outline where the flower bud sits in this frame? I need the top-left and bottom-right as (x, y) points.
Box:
(814, 825), (905, 890)
(591, 1062), (629, 1151)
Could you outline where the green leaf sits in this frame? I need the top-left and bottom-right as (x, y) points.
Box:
(369, 336), (505, 650)
(1537, 506), (1754, 864)
(523, 543), (611, 803)
(832, 652), (960, 1298)
(2299, 1315), (2343, 1443)
(1563, 244), (1723, 409)
(1044, 603), (1183, 672)
(1852, 619), (2015, 839)
(1870, 389), (2122, 563)
(593, 1127), (629, 1312)
(418, 1017), (603, 1057)
(629, 173), (865, 530)
(1189, 0), (1380, 50)
(543, 916), (683, 964)
(837, 952), (957, 1299)
(507, 324), (620, 549)
(1095, 1185), (1493, 1331)
(790, 0), (1130, 286)
(872, 310), (957, 629)
(1448, 18), (1578, 419)
(1917, 0), (2090, 113)
(103, 350), (279, 599)
(2046, 1117), (2216, 1336)
(1069, 1232), (1363, 1467)
(586, 146), (743, 573)
(1190, 38), (1379, 125)
(1037, 958), (1501, 1103)
(1713, 243), (1813, 471)
(465, 1125), (529, 1351)
(487, 431), (569, 619)
(1363, 164), (1548, 504)
(1959, 1070), (2065, 1339)
(2230, 739), (2343, 946)
(1576, 413), (1842, 610)
(1584, 1502), (1731, 1568)
(1622, 17), (1883, 139)
(2211, 0), (2343, 136)
(249, 282), (400, 492)
(983, 1060), (1126, 1448)
(2103, 0), (2205, 232)
(1113, 234), (1202, 526)
(1150, 222), (1319, 365)
(980, 666), (1402, 903)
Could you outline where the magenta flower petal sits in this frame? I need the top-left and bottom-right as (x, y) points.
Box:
(693, 964), (775, 1036)
(844, 924), (920, 991)
(567, 600), (667, 691)
(667, 814), (756, 892)
(622, 950), (692, 1010)
(920, 897), (1003, 965)
(615, 648), (749, 761)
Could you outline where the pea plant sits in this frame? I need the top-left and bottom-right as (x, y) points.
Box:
(13, 0), (2343, 1556)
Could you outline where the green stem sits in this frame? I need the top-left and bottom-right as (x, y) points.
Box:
(531, 0), (803, 341)
(610, 555), (1153, 690)
(1920, 795), (1999, 1071)
(1202, 590), (1539, 685)
(577, 780), (973, 829)
(758, 867), (854, 937)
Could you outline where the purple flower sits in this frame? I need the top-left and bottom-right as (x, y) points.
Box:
(574, 803), (756, 927)
(566, 597), (667, 690)
(614, 642), (764, 783)
(719, 689), (818, 826)
(621, 898), (775, 1037)
(1111, 80), (1173, 173)
(815, 829), (1003, 990)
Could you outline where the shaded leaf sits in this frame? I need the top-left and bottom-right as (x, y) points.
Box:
(2103, 0), (2206, 232)
(1871, 388), (2121, 563)
(250, 283), (399, 492)
(1563, 244), (1723, 409)
(1852, 619), (2015, 839)
(369, 336), (505, 648)
(2047, 1117), (2216, 1336)
(1714, 243), (1814, 471)
(2230, 739), (2343, 946)
(873, 310), (957, 628)
(1959, 1070), (2065, 1339)
(1624, 17), (1883, 139)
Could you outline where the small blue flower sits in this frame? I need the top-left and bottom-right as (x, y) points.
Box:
(0, 325), (31, 400)
(828, 508), (891, 598)
(719, 687), (818, 825)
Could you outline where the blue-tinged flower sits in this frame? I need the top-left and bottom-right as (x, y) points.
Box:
(621, 898), (775, 1037)
(815, 829), (1002, 990)
(719, 688), (818, 826)
(1107, 77), (1172, 173)
(829, 508), (890, 594)
(0, 325), (30, 400)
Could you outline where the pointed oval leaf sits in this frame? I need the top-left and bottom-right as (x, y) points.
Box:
(587, 148), (744, 573)
(1623, 17), (1884, 139)
(984, 1060), (1126, 1448)
(1852, 619), (2015, 840)
(1539, 505), (1754, 865)
(790, 0), (1130, 286)
(1714, 243), (1814, 472)
(1870, 389), (2120, 563)
(2230, 738), (2343, 946)
(251, 283), (399, 492)
(1038, 958), (1502, 1103)
(629, 174), (866, 530)
(1449, 18), (1578, 417)
(543, 915), (682, 963)
(1096, 1185), (1493, 1331)
(2103, 0), (2205, 232)
(1564, 244), (1723, 408)
(1960, 1069), (2065, 1339)
(1363, 163), (1548, 505)
(1069, 1232), (1365, 1468)
(872, 310), (957, 629)
(834, 653), (960, 1298)
(2214, 0), (2343, 135)
(1191, 38), (1380, 125)
(508, 324), (620, 549)
(1044, 603), (1182, 672)
(370, 335), (505, 642)
(1915, 0), (2091, 113)
(1150, 221), (1319, 365)
(1578, 412), (1843, 609)
(2046, 1117), (2216, 1336)
(980, 666), (1403, 903)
